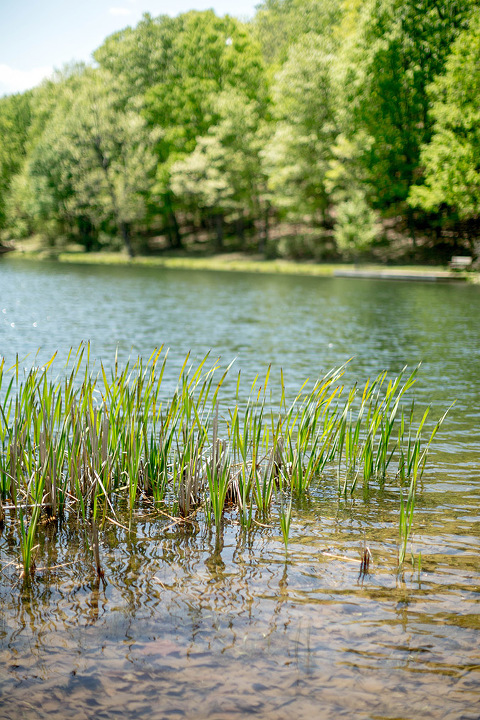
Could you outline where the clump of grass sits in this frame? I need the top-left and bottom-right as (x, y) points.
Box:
(0, 346), (448, 580)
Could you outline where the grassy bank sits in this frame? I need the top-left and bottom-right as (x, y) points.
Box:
(5, 246), (476, 281)
(7, 247), (339, 276)
(58, 251), (339, 276)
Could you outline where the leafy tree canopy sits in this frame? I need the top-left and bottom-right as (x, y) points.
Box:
(0, 92), (32, 229)
(338, 0), (479, 210)
(409, 12), (480, 220)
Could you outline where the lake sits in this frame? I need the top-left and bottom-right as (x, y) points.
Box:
(0, 257), (479, 719)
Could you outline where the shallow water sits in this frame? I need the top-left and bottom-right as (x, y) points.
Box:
(0, 258), (479, 719)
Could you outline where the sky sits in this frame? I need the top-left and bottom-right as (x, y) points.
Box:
(0, 0), (259, 97)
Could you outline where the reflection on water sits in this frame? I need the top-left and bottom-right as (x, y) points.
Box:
(0, 258), (479, 718)
(1, 259), (479, 477)
(1, 498), (479, 719)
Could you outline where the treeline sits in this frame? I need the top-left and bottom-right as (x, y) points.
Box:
(1, 0), (480, 261)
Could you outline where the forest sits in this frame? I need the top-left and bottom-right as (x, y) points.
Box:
(1, 0), (479, 263)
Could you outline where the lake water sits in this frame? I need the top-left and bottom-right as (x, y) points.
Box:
(0, 257), (479, 719)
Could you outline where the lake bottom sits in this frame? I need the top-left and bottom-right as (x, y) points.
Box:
(1, 496), (479, 720)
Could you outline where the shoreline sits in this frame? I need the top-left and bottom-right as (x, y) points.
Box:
(2, 249), (477, 282)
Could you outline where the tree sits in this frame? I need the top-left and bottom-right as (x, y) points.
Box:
(26, 63), (88, 150)
(143, 11), (267, 248)
(143, 10), (266, 152)
(170, 90), (268, 250)
(338, 0), (479, 216)
(325, 133), (381, 255)
(27, 70), (159, 255)
(263, 33), (338, 225)
(93, 13), (180, 97)
(254, 0), (342, 65)
(3, 64), (94, 243)
(409, 13), (480, 225)
(0, 92), (32, 232)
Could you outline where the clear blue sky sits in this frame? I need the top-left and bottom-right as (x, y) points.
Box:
(0, 0), (259, 96)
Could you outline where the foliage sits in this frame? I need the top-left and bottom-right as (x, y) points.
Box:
(0, 349), (446, 579)
(263, 33), (338, 224)
(0, 92), (32, 232)
(143, 12), (266, 164)
(337, 0), (479, 212)
(94, 13), (181, 96)
(254, 0), (343, 64)
(25, 70), (158, 253)
(2, 3), (480, 255)
(170, 89), (268, 242)
(409, 13), (480, 222)
(139, 10), (267, 247)
(333, 191), (380, 256)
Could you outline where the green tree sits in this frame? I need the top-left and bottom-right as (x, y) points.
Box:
(3, 64), (92, 243)
(338, 0), (479, 216)
(0, 92), (32, 232)
(26, 64), (88, 150)
(325, 133), (381, 255)
(27, 70), (158, 255)
(170, 90), (268, 250)
(94, 13), (180, 96)
(144, 10), (267, 248)
(254, 0), (342, 65)
(263, 33), (338, 225)
(409, 13), (480, 226)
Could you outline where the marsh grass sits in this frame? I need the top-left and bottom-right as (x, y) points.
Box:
(0, 346), (447, 580)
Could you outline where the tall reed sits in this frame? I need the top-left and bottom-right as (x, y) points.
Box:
(0, 346), (447, 578)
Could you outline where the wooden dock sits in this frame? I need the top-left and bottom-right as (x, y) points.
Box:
(333, 268), (464, 282)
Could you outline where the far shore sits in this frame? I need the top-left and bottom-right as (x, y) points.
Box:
(2, 247), (478, 282)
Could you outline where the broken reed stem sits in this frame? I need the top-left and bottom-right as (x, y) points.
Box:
(359, 546), (372, 578)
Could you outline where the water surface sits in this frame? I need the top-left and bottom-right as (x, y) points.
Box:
(0, 258), (479, 719)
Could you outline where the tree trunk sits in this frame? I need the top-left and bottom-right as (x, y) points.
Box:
(235, 213), (245, 245)
(78, 216), (96, 252)
(259, 201), (270, 256)
(169, 210), (182, 249)
(120, 221), (135, 258)
(165, 192), (182, 249)
(214, 214), (224, 252)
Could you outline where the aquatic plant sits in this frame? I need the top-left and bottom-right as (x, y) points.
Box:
(397, 403), (451, 571)
(0, 346), (447, 579)
(18, 486), (42, 579)
(279, 494), (293, 557)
